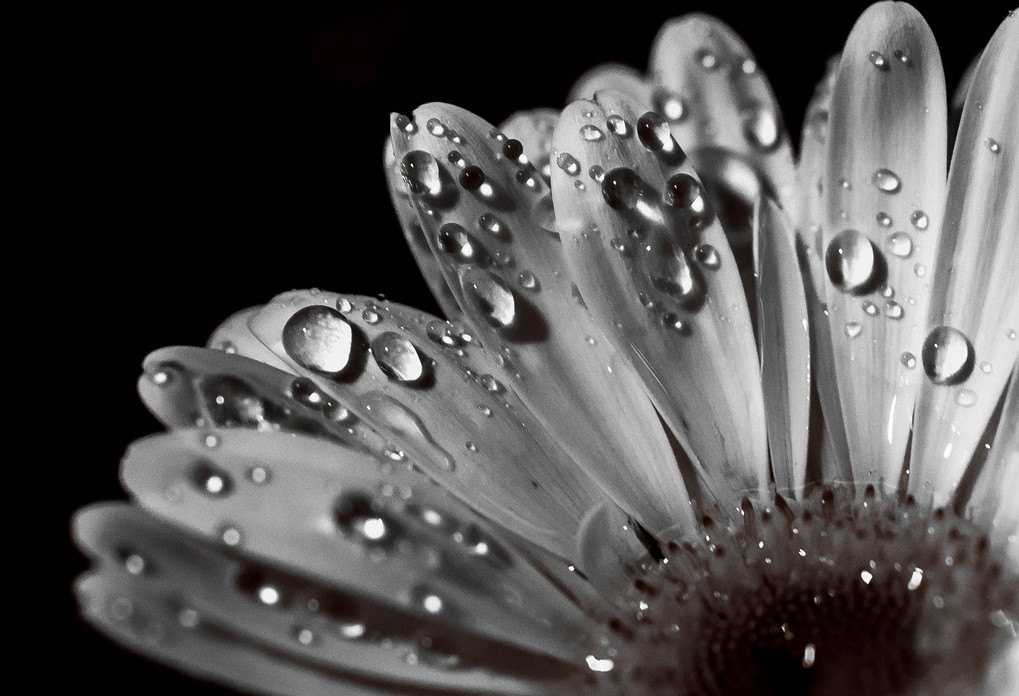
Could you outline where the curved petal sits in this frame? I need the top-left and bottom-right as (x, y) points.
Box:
(75, 503), (579, 695)
(649, 14), (797, 219)
(387, 102), (696, 534)
(206, 306), (296, 371)
(754, 198), (811, 495)
(246, 290), (606, 558)
(551, 90), (768, 509)
(576, 499), (650, 601)
(499, 109), (559, 186)
(568, 62), (651, 105)
(909, 13), (1019, 506)
(823, 2), (947, 491)
(116, 428), (601, 662)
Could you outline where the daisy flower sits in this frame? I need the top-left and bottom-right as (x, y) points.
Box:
(73, 3), (1017, 695)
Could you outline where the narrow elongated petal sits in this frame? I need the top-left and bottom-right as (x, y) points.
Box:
(650, 14), (797, 218)
(385, 137), (463, 321)
(754, 198), (810, 494)
(576, 499), (650, 600)
(909, 13), (1019, 506)
(388, 103), (696, 534)
(118, 428), (600, 661)
(823, 2), (947, 490)
(76, 504), (575, 695)
(568, 63), (652, 105)
(551, 90), (768, 509)
(499, 109), (559, 186)
(247, 290), (606, 557)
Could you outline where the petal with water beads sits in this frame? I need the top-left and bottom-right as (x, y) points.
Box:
(385, 135), (463, 321)
(117, 428), (600, 662)
(499, 109), (559, 187)
(75, 504), (577, 695)
(909, 13), (1018, 506)
(205, 306), (296, 371)
(754, 198), (811, 495)
(388, 103), (695, 535)
(551, 90), (768, 510)
(248, 290), (605, 558)
(650, 14), (797, 221)
(823, 2), (947, 490)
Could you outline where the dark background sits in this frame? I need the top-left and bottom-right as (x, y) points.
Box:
(57, 2), (1010, 693)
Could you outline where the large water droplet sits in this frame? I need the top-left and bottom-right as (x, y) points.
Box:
(664, 173), (707, 214)
(871, 168), (901, 193)
(371, 332), (426, 384)
(401, 151), (442, 196)
(922, 327), (975, 385)
(825, 229), (877, 294)
(283, 306), (355, 376)
(462, 268), (516, 328)
(637, 112), (672, 152)
(601, 167), (644, 210)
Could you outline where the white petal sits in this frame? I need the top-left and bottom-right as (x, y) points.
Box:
(117, 429), (600, 662)
(753, 198), (811, 495)
(649, 14), (797, 218)
(823, 2), (947, 491)
(247, 290), (606, 558)
(551, 90), (768, 511)
(388, 103), (696, 535)
(499, 109), (559, 187)
(575, 498), (651, 600)
(568, 62), (651, 104)
(909, 13), (1019, 506)
(75, 504), (574, 695)
(206, 306), (295, 371)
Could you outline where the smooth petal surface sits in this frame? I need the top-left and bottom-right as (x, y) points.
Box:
(118, 428), (600, 662)
(206, 306), (296, 371)
(248, 290), (606, 557)
(388, 103), (696, 534)
(568, 63), (653, 105)
(576, 499), (650, 600)
(551, 90), (768, 509)
(650, 14), (797, 220)
(909, 12), (1019, 506)
(754, 198), (810, 494)
(823, 2), (947, 490)
(75, 504), (575, 695)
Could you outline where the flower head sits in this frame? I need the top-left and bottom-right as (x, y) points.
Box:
(75, 3), (1017, 695)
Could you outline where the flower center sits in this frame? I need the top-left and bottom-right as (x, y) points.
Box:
(593, 487), (1017, 696)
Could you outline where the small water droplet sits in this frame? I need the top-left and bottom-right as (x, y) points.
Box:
(247, 466), (270, 485)
(426, 118), (446, 137)
(556, 152), (581, 176)
(922, 326), (975, 385)
(862, 300), (878, 316)
(845, 322), (863, 338)
(884, 300), (903, 319)
(1008, 329), (1017, 341)
(601, 167), (643, 210)
(664, 173), (707, 213)
(979, 361), (993, 374)
(437, 223), (486, 264)
(872, 168), (901, 193)
(480, 374), (504, 393)
(589, 165), (605, 182)
(517, 270), (539, 290)
(606, 114), (631, 138)
(985, 138), (1001, 154)
(741, 58), (757, 74)
(462, 269), (516, 328)
(743, 107), (780, 151)
(653, 90), (687, 122)
(661, 312), (689, 334)
(335, 493), (397, 548)
(580, 124), (604, 141)
(694, 244), (720, 269)
(574, 180), (586, 191)
(477, 404), (492, 417)
(876, 212), (893, 228)
(220, 525), (243, 546)
(515, 167), (539, 190)
(868, 51), (888, 69)
(190, 460), (234, 497)
(893, 49), (911, 65)
(910, 210), (929, 231)
(901, 352), (917, 369)
(696, 48), (719, 70)
(459, 165), (485, 191)
(956, 389), (977, 407)
(825, 229), (877, 294)
(394, 114), (416, 134)
(887, 232), (913, 258)
(914, 263), (926, 278)
(401, 151), (443, 196)
(362, 308), (381, 324)
(336, 298), (353, 313)
(371, 332), (425, 383)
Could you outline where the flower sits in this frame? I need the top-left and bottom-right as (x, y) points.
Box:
(73, 3), (1017, 695)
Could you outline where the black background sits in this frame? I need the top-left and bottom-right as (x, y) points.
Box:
(56, 2), (1011, 694)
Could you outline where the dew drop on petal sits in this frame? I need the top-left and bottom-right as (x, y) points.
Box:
(868, 50), (888, 69)
(845, 322), (863, 338)
(825, 229), (877, 294)
(653, 90), (687, 122)
(606, 114), (631, 138)
(602, 167), (643, 210)
(742, 107), (780, 151)
(877, 212), (893, 228)
(914, 263), (927, 278)
(556, 152), (581, 176)
(282, 306), (355, 375)
(462, 269), (516, 328)
(637, 112), (672, 152)
(696, 48), (719, 70)
(336, 298), (353, 313)
(901, 352), (917, 369)
(694, 243), (720, 269)
(334, 493), (397, 548)
(517, 270), (538, 290)
(189, 460), (234, 497)
(871, 168), (901, 193)
(401, 151), (443, 196)
(665, 173), (707, 213)
(580, 124), (604, 141)
(862, 301), (878, 316)
(426, 118), (446, 137)
(910, 210), (929, 231)
(884, 301), (903, 320)
(956, 389), (978, 407)
(371, 332), (425, 383)
(985, 138), (1001, 154)
(921, 326), (975, 385)
(437, 223), (484, 263)
(459, 165), (485, 191)
(887, 232), (913, 258)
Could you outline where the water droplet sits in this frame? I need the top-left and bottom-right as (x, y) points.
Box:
(556, 152), (581, 176)
(459, 165), (485, 191)
(371, 332), (425, 383)
(653, 90), (687, 122)
(879, 284), (895, 298)
(606, 114), (631, 138)
(661, 312), (689, 334)
(884, 300), (903, 319)
(694, 244), (720, 269)
(868, 51), (888, 69)
(394, 114), (416, 134)
(401, 151), (442, 196)
(741, 58), (757, 74)
(872, 168), (901, 193)
(362, 308), (381, 324)
(862, 300), (878, 316)
(825, 229), (877, 294)
(480, 374), (504, 393)
(515, 167), (539, 190)
(845, 322), (863, 338)
(742, 107), (780, 151)
(462, 269), (516, 328)
(334, 493), (398, 548)
(979, 361), (993, 374)
(956, 389), (977, 407)
(894, 49), (911, 65)
(410, 585), (447, 615)
(517, 270), (538, 290)
(123, 552), (147, 575)
(190, 459), (234, 497)
(922, 326), (975, 385)
(637, 112), (672, 151)
(664, 173), (707, 213)
(336, 298), (353, 313)
(589, 165), (605, 182)
(914, 263), (926, 278)
(282, 305), (355, 376)
(887, 231), (913, 258)
(290, 376), (325, 408)
(876, 212), (893, 228)
(985, 138), (1001, 154)
(1008, 329), (1017, 341)
(447, 150), (465, 168)
(364, 392), (455, 471)
(502, 139), (523, 160)
(601, 167), (644, 210)
(426, 118), (446, 137)
(580, 124), (604, 141)
(437, 223), (486, 263)
(901, 352), (917, 369)
(220, 525), (243, 546)
(574, 180), (586, 191)
(910, 210), (929, 231)
(426, 319), (460, 347)
(247, 466), (270, 485)
(477, 404), (492, 417)
(696, 48), (719, 70)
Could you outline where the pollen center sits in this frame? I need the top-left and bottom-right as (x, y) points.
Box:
(593, 488), (1018, 696)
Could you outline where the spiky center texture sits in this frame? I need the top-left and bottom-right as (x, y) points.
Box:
(591, 487), (1017, 696)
